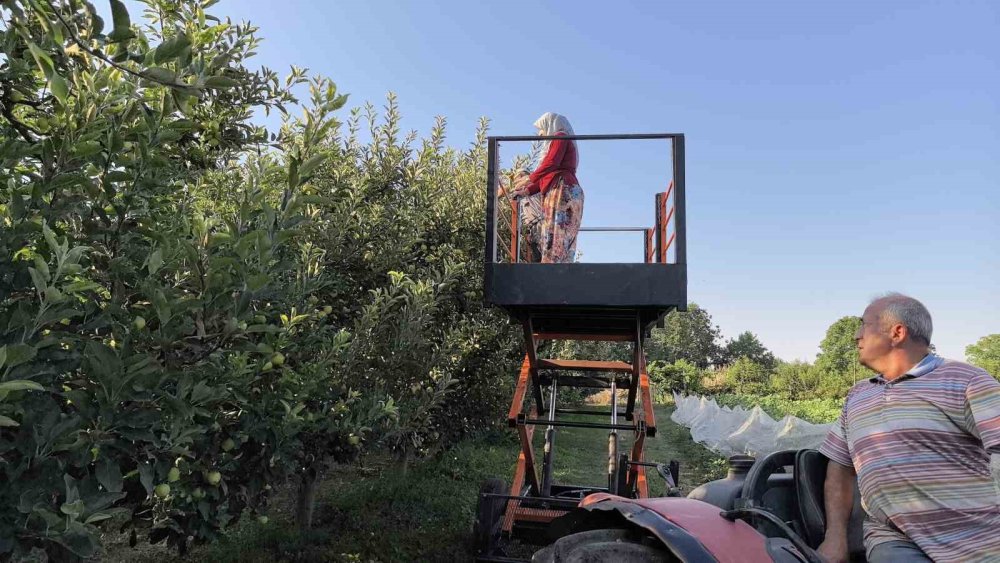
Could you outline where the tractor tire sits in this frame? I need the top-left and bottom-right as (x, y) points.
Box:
(531, 528), (673, 562)
(472, 477), (508, 557)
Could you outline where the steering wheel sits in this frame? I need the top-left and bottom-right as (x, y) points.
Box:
(726, 449), (823, 563)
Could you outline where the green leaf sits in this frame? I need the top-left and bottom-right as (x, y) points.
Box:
(107, 0), (135, 42)
(142, 67), (177, 84)
(95, 458), (123, 493)
(73, 141), (103, 157)
(0, 380), (44, 393)
(63, 280), (101, 294)
(147, 249), (163, 274)
(60, 499), (85, 517)
(104, 170), (131, 182)
(154, 33), (190, 64)
(65, 474), (81, 505)
(1, 344), (37, 370)
(153, 289), (171, 327)
(204, 75), (240, 89)
(42, 222), (60, 255)
(0, 415), (19, 427)
(138, 462), (153, 495)
(298, 154), (327, 178)
(49, 72), (69, 105)
(28, 267), (47, 296)
(85, 342), (120, 381)
(27, 41), (55, 78)
(85, 3), (105, 35)
(85, 508), (129, 524)
(59, 520), (100, 558)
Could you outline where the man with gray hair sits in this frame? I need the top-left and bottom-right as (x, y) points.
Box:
(817, 293), (1000, 562)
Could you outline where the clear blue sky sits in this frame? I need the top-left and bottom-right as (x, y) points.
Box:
(117, 0), (998, 363)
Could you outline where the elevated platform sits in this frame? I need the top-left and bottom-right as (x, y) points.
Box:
(486, 263), (686, 335)
(483, 133), (686, 326)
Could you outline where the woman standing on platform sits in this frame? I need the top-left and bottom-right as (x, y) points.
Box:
(511, 112), (584, 263)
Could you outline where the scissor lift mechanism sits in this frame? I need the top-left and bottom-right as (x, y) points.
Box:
(477, 134), (687, 560)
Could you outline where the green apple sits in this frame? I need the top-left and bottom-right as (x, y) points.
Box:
(205, 471), (222, 486)
(261, 361), (273, 372)
(192, 487), (205, 499)
(221, 438), (236, 452)
(154, 483), (170, 499)
(167, 467), (180, 482)
(256, 515), (269, 524)
(270, 352), (285, 366)
(133, 316), (146, 330)
(348, 435), (360, 446)
(322, 305), (333, 315)
(254, 314), (267, 324)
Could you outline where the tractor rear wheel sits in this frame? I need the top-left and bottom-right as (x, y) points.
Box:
(531, 528), (672, 562)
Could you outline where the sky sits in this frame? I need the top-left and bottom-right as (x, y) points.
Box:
(112, 0), (998, 363)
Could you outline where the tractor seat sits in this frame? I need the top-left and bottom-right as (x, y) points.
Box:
(794, 449), (866, 562)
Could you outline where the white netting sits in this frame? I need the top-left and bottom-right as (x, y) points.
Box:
(670, 392), (833, 457)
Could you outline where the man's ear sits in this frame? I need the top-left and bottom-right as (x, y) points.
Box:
(890, 323), (908, 346)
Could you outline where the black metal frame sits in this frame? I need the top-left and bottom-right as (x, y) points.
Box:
(484, 133), (687, 321)
(485, 133), (686, 266)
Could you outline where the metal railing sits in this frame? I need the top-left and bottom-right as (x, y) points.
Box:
(486, 134), (685, 266)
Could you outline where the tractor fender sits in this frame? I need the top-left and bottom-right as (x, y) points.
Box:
(551, 494), (779, 563)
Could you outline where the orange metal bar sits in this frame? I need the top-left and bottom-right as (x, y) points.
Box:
(507, 355), (531, 426)
(663, 205), (675, 232)
(629, 432), (648, 498)
(664, 231), (676, 255)
(505, 405), (538, 532)
(636, 462), (649, 498)
(510, 506), (567, 523)
(658, 194), (668, 263)
(640, 370), (656, 433)
(655, 180), (675, 263)
(517, 421), (540, 495)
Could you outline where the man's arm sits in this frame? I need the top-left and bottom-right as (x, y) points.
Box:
(817, 461), (855, 563)
(816, 387), (856, 563)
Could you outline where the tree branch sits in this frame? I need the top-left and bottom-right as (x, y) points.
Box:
(44, 1), (192, 90)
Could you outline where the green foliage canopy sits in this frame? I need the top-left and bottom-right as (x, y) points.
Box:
(967, 334), (1000, 378)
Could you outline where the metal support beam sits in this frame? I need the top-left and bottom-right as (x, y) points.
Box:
(520, 418), (637, 432)
(540, 379), (558, 497)
(608, 377), (620, 494)
(521, 316), (545, 415)
(626, 314), (642, 419)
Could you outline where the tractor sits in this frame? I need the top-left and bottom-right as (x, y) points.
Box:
(474, 133), (865, 562)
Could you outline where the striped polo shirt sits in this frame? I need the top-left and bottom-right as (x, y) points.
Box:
(819, 355), (1000, 562)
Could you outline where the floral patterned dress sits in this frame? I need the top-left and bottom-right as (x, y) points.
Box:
(540, 178), (584, 263)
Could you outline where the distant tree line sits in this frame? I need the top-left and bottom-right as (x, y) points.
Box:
(646, 303), (1000, 399)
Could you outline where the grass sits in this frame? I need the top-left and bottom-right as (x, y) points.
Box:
(100, 405), (726, 562)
